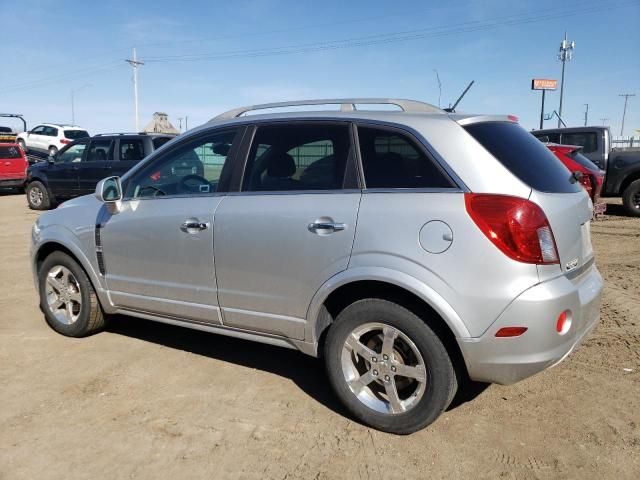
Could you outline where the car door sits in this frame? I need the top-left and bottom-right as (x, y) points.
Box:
(27, 125), (46, 151)
(214, 122), (361, 340)
(98, 127), (244, 324)
(46, 140), (88, 197)
(77, 138), (115, 195)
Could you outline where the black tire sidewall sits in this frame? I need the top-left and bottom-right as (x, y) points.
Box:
(38, 252), (97, 337)
(324, 299), (456, 434)
(622, 180), (640, 217)
(27, 181), (50, 210)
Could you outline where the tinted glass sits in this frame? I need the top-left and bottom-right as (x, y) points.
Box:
(569, 150), (600, 171)
(44, 126), (58, 136)
(57, 143), (87, 163)
(358, 127), (453, 189)
(0, 127), (12, 133)
(0, 145), (22, 159)
(532, 132), (560, 144)
(126, 129), (238, 198)
(152, 137), (173, 149)
(86, 139), (113, 161)
(31, 126), (45, 134)
(242, 124), (350, 192)
(561, 132), (598, 153)
(465, 122), (581, 193)
(64, 130), (90, 140)
(119, 139), (145, 161)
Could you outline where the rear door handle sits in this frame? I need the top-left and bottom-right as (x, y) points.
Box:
(308, 221), (346, 234)
(181, 219), (210, 233)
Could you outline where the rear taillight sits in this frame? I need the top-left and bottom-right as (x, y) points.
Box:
(578, 174), (593, 198)
(465, 193), (559, 265)
(60, 139), (72, 144)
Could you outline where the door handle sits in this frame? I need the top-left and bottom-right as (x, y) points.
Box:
(308, 221), (346, 234)
(180, 219), (210, 233)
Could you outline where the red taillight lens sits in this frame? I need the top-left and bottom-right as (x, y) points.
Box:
(60, 139), (71, 144)
(465, 193), (559, 265)
(578, 174), (593, 197)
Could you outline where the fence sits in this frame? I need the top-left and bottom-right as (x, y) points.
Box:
(612, 137), (640, 149)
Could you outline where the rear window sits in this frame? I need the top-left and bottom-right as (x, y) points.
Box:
(153, 137), (173, 149)
(569, 150), (600, 171)
(0, 127), (12, 133)
(64, 130), (89, 140)
(465, 122), (581, 193)
(561, 132), (598, 154)
(0, 145), (22, 159)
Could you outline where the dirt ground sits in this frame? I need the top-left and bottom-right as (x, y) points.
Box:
(0, 192), (638, 479)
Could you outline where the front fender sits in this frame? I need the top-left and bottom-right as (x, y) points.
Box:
(304, 266), (471, 347)
(31, 224), (115, 313)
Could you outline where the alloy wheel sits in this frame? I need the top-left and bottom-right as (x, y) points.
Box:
(29, 186), (43, 207)
(44, 265), (82, 325)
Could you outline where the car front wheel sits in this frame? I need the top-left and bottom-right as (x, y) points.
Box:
(622, 179), (640, 217)
(324, 299), (457, 434)
(48, 146), (58, 158)
(38, 251), (106, 337)
(26, 181), (51, 210)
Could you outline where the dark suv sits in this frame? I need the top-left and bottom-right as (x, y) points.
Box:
(25, 133), (175, 209)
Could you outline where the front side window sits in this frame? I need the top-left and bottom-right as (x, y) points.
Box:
(357, 126), (454, 189)
(126, 129), (238, 198)
(119, 139), (145, 161)
(242, 124), (351, 192)
(86, 139), (114, 161)
(57, 142), (87, 163)
(31, 126), (45, 135)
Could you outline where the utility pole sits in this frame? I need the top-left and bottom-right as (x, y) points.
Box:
(185, 116), (188, 131)
(126, 48), (144, 131)
(177, 117), (183, 132)
(557, 32), (575, 127)
(619, 93), (635, 136)
(583, 103), (589, 126)
(70, 84), (91, 125)
(600, 117), (609, 126)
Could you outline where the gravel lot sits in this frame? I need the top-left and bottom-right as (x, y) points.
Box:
(0, 192), (638, 479)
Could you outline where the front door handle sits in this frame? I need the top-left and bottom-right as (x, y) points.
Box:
(181, 219), (210, 233)
(308, 221), (346, 234)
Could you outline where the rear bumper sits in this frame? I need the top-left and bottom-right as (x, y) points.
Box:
(0, 177), (25, 187)
(457, 263), (603, 385)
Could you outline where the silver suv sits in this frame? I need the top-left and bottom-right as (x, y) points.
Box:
(31, 99), (603, 434)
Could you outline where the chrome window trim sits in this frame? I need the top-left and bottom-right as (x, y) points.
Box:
(224, 189), (362, 197)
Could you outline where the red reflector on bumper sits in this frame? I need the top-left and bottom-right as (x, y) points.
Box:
(495, 327), (528, 337)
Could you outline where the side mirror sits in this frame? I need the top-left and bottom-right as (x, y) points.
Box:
(95, 176), (123, 203)
(47, 155), (55, 164)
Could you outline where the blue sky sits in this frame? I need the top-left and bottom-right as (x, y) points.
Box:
(1, 0), (638, 136)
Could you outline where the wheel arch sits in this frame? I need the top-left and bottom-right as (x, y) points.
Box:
(619, 170), (640, 196)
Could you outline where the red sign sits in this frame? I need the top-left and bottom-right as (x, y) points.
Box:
(531, 79), (558, 90)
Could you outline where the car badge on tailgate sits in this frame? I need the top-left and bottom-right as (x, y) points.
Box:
(565, 257), (579, 271)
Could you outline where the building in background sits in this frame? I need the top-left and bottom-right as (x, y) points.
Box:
(143, 112), (179, 134)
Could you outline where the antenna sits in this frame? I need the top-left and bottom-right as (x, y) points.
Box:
(446, 80), (475, 112)
(433, 69), (442, 108)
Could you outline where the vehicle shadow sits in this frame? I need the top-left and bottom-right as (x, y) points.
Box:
(106, 315), (489, 422)
(0, 187), (23, 197)
(602, 202), (632, 218)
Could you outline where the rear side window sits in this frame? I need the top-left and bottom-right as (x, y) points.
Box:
(153, 137), (173, 149)
(120, 139), (145, 161)
(64, 130), (90, 140)
(561, 132), (598, 154)
(0, 145), (22, 158)
(44, 126), (58, 137)
(357, 127), (454, 189)
(242, 124), (351, 192)
(465, 122), (581, 193)
(86, 139), (114, 161)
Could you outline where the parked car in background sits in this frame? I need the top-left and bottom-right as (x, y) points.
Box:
(532, 126), (640, 216)
(0, 143), (28, 192)
(16, 123), (90, 158)
(0, 126), (18, 143)
(546, 143), (606, 214)
(25, 132), (175, 209)
(30, 98), (602, 434)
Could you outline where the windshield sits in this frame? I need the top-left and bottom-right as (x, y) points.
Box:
(64, 130), (90, 140)
(465, 122), (581, 194)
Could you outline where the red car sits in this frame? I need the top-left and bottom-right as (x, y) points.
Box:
(546, 143), (606, 214)
(0, 143), (28, 192)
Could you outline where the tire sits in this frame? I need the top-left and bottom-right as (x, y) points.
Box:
(324, 299), (457, 434)
(38, 251), (106, 337)
(622, 179), (640, 217)
(17, 139), (27, 153)
(26, 181), (51, 210)
(48, 146), (58, 158)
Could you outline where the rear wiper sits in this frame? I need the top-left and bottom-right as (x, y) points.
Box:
(569, 171), (584, 184)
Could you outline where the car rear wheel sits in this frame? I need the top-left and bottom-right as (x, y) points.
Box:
(324, 299), (457, 434)
(26, 181), (51, 210)
(622, 179), (640, 217)
(38, 251), (106, 337)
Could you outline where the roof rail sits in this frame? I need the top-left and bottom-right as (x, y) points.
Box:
(93, 132), (158, 137)
(213, 98), (442, 120)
